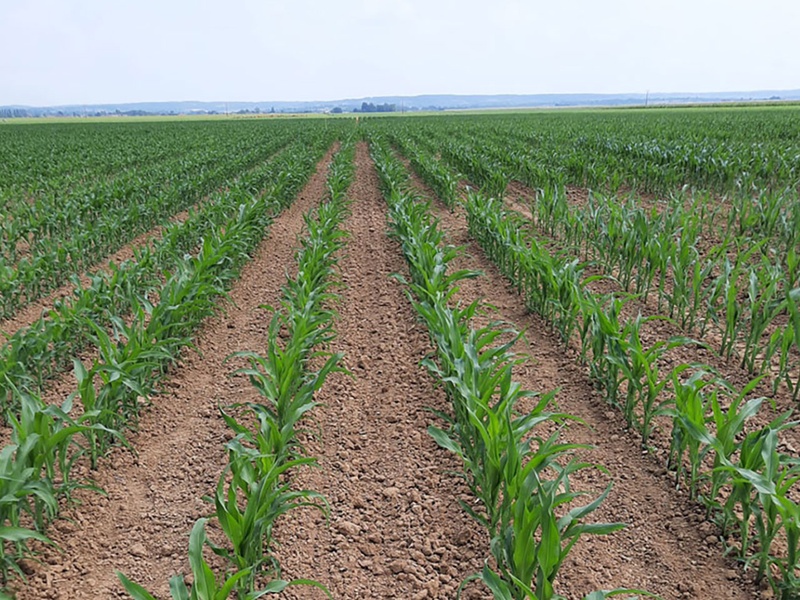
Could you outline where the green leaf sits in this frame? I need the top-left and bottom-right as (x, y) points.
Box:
(116, 572), (158, 600)
(251, 579), (332, 598)
(169, 575), (191, 600)
(216, 568), (251, 600)
(479, 565), (515, 600)
(0, 526), (52, 544)
(427, 425), (463, 457)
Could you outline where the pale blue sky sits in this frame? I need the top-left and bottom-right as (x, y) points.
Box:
(2, 0), (798, 106)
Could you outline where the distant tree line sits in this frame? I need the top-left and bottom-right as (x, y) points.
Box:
(0, 108), (29, 118)
(115, 109), (151, 116)
(353, 102), (396, 113)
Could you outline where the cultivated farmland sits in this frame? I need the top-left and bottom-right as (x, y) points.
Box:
(1, 108), (799, 600)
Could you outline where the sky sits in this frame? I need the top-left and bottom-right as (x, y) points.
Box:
(2, 0), (799, 106)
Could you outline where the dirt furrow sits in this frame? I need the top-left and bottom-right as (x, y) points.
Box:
(401, 160), (760, 600)
(275, 142), (488, 600)
(15, 145), (337, 600)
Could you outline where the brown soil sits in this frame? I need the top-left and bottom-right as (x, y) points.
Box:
(400, 156), (761, 600)
(274, 143), (488, 600)
(14, 145), (337, 600)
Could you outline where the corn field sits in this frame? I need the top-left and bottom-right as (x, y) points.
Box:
(0, 108), (799, 600)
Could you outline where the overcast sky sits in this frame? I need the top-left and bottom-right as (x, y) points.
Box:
(2, 0), (798, 106)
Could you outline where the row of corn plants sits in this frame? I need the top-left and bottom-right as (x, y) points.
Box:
(0, 140), (319, 420)
(0, 121), (297, 258)
(370, 137), (651, 600)
(383, 117), (800, 287)
(520, 185), (800, 401)
(15, 109), (800, 208)
(0, 126), (301, 321)
(117, 138), (356, 600)
(0, 121), (214, 199)
(451, 182), (800, 598)
(0, 135), (338, 597)
(392, 128), (800, 402)
(371, 109), (800, 201)
(0, 140), (235, 265)
(425, 131), (800, 596)
(391, 136), (460, 209)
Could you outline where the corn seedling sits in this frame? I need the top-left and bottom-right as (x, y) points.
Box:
(117, 518), (324, 600)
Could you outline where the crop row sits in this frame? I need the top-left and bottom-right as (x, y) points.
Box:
(368, 109), (800, 197)
(375, 115), (800, 278)
(357, 122), (798, 595)
(0, 137), (329, 420)
(119, 139), (356, 600)
(0, 133), (337, 596)
(0, 121), (269, 206)
(0, 125), (312, 320)
(391, 131), (800, 404)
(449, 181), (800, 598)
(385, 121), (800, 597)
(370, 136), (652, 600)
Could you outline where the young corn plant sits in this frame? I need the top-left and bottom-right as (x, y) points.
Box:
(704, 376), (775, 514)
(7, 385), (108, 514)
(230, 335), (343, 465)
(117, 518), (323, 600)
(477, 455), (630, 600)
(579, 293), (628, 408)
(0, 440), (56, 590)
(209, 450), (327, 597)
(741, 257), (787, 374)
(707, 243), (765, 361)
(778, 287), (800, 400)
(746, 435), (800, 593)
(712, 428), (800, 598)
(607, 314), (687, 444)
(661, 368), (719, 498)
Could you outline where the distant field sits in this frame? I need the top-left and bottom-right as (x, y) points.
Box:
(2, 109), (800, 600)
(4, 99), (800, 124)
(0, 111), (336, 124)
